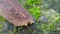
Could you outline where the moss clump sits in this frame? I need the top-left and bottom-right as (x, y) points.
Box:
(0, 16), (6, 22)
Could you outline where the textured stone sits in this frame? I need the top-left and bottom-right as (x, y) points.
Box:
(0, 0), (33, 26)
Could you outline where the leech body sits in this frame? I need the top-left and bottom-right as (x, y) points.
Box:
(0, 0), (33, 26)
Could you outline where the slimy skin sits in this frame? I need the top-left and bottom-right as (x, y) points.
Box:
(0, 0), (33, 26)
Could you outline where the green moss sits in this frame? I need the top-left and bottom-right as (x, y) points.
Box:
(19, 0), (42, 19)
(29, 6), (41, 19)
(0, 16), (6, 22)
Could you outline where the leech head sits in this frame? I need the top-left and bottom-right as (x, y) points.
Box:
(31, 21), (35, 23)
